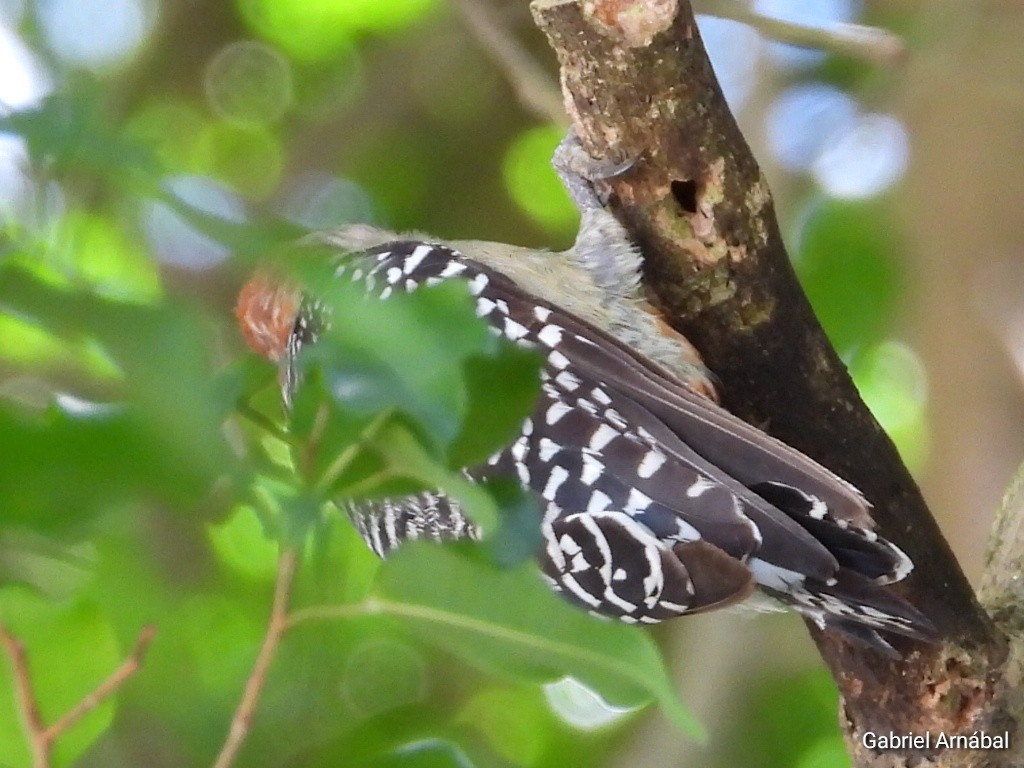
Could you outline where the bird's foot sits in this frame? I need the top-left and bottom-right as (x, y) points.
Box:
(551, 127), (636, 211)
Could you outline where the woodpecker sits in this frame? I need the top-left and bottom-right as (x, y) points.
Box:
(237, 132), (933, 653)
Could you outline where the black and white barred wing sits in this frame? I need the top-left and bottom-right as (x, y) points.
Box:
(325, 240), (929, 644)
(341, 491), (480, 558)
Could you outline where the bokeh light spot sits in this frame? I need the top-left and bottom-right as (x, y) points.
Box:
(813, 113), (909, 199)
(696, 15), (762, 112)
(753, 0), (861, 68)
(37, 0), (154, 70)
(239, 0), (439, 61)
(543, 676), (637, 730)
(278, 172), (375, 230)
(205, 40), (293, 126)
(127, 99), (210, 173)
(850, 340), (930, 472)
(767, 84), (857, 172)
(141, 175), (247, 269)
(502, 126), (577, 235)
(0, 23), (53, 110)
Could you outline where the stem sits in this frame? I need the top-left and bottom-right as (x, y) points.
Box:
(236, 400), (293, 445)
(0, 623), (156, 768)
(211, 546), (299, 768)
(44, 625), (157, 741)
(332, 471), (392, 501)
(314, 410), (392, 494)
(286, 602), (370, 630)
(0, 623), (49, 768)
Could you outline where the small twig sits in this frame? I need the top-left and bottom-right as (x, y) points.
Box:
(236, 399), (293, 445)
(314, 410), (392, 493)
(212, 546), (299, 768)
(0, 622), (156, 768)
(299, 403), (331, 482)
(450, 0), (567, 124)
(701, 0), (906, 65)
(286, 601), (372, 630)
(331, 470), (391, 501)
(44, 625), (157, 742)
(0, 623), (49, 768)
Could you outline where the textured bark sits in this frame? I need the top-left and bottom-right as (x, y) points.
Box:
(531, 1), (1016, 765)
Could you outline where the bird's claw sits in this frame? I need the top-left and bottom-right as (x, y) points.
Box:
(552, 128), (637, 211)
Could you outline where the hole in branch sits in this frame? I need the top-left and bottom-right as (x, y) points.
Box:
(671, 179), (698, 213)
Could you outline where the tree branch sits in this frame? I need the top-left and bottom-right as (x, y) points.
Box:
(699, 0), (906, 65)
(450, 0), (566, 126)
(212, 546), (298, 768)
(0, 623), (156, 768)
(977, 461), (1024, 765)
(530, 0), (1012, 764)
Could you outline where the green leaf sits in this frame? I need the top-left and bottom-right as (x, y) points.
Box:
(457, 686), (554, 765)
(0, 589), (121, 768)
(207, 505), (280, 582)
(290, 260), (540, 465)
(371, 423), (498, 535)
(283, 255), (543, 551)
(361, 739), (477, 768)
(0, 85), (160, 183)
(372, 544), (701, 738)
(727, 669), (842, 768)
(446, 345), (542, 470)
(0, 267), (245, 530)
(293, 277), (491, 454)
(289, 366), (401, 496)
(477, 480), (542, 568)
(0, 399), (221, 533)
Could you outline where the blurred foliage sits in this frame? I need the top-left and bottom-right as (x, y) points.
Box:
(794, 196), (904, 355)
(721, 669), (849, 768)
(0, 1), (917, 767)
(502, 126), (577, 235)
(0, 99), (692, 763)
(0, 10), (690, 764)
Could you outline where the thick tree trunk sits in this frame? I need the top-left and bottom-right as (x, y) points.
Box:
(530, 1), (1018, 765)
